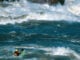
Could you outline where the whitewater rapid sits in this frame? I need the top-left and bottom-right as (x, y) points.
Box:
(0, 0), (80, 25)
(0, 45), (80, 60)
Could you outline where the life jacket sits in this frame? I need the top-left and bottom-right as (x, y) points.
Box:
(14, 51), (20, 56)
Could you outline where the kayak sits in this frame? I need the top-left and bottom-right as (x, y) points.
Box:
(19, 50), (26, 57)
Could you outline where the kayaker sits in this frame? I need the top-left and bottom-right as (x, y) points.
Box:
(14, 49), (24, 56)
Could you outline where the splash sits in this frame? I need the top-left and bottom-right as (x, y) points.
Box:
(0, 0), (80, 25)
(0, 46), (80, 60)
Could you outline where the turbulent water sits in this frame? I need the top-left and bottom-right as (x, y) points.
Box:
(0, 0), (80, 60)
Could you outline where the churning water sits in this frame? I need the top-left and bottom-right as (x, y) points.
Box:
(0, 0), (80, 60)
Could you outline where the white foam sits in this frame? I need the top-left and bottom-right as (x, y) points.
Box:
(0, 45), (80, 60)
(13, 45), (80, 59)
(15, 46), (80, 60)
(40, 47), (80, 60)
(0, 0), (80, 25)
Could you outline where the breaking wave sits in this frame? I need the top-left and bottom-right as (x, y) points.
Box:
(0, 45), (80, 60)
(0, 0), (80, 25)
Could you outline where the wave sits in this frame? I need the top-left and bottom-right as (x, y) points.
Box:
(0, 0), (80, 24)
(0, 21), (80, 46)
(0, 46), (80, 60)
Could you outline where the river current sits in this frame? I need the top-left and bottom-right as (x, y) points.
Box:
(0, 0), (80, 60)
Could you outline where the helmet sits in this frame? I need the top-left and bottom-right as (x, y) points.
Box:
(15, 49), (18, 51)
